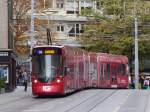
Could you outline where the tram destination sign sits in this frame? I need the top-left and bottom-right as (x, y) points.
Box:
(33, 47), (62, 55)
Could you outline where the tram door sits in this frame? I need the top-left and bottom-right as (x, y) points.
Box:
(111, 64), (117, 88)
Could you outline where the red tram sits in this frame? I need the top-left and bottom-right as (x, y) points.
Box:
(31, 45), (129, 96)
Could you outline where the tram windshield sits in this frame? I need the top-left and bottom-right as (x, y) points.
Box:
(32, 48), (63, 83)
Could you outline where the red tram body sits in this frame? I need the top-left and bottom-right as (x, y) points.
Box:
(31, 45), (129, 96)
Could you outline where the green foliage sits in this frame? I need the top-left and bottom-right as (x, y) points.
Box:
(0, 78), (6, 89)
(109, 36), (133, 59)
(86, 39), (110, 53)
(78, 0), (150, 72)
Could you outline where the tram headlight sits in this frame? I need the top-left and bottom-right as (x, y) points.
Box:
(34, 79), (38, 83)
(56, 79), (61, 83)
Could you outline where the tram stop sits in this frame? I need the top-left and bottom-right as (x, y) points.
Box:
(0, 49), (17, 93)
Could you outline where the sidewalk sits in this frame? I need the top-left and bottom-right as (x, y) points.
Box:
(12, 85), (32, 95)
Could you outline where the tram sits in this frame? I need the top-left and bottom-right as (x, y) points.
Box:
(31, 45), (129, 96)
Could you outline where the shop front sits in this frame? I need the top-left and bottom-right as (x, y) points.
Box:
(0, 49), (16, 92)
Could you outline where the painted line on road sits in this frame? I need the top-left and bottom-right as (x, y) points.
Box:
(23, 109), (46, 112)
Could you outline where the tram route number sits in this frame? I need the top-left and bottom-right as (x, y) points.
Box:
(43, 86), (51, 92)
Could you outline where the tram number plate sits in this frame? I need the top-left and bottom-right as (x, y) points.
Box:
(111, 85), (117, 88)
(43, 86), (51, 92)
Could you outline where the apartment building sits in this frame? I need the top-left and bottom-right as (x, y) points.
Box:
(34, 0), (98, 45)
(13, 0), (99, 65)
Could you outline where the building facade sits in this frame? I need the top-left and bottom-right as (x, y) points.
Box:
(0, 0), (16, 91)
(0, 0), (8, 48)
(13, 0), (99, 68)
(33, 0), (98, 45)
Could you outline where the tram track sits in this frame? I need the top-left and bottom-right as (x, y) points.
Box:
(87, 90), (118, 112)
(0, 88), (118, 112)
(63, 90), (118, 112)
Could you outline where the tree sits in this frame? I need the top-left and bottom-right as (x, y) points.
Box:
(79, 0), (150, 71)
(10, 0), (31, 56)
(10, 0), (54, 56)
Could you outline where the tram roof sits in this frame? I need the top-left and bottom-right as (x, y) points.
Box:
(33, 45), (64, 49)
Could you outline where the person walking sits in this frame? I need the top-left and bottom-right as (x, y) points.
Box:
(144, 78), (149, 89)
(139, 75), (144, 89)
(22, 70), (28, 91)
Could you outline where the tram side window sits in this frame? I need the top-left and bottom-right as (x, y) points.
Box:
(112, 65), (116, 75)
(122, 64), (126, 75)
(100, 64), (104, 79)
(103, 63), (107, 79)
(79, 61), (84, 79)
(85, 60), (89, 78)
(118, 64), (122, 74)
(107, 64), (110, 79)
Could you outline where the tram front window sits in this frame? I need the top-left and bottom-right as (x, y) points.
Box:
(32, 55), (62, 83)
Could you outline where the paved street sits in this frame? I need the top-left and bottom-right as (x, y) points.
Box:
(0, 87), (150, 112)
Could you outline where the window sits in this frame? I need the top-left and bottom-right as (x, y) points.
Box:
(57, 25), (64, 32)
(76, 24), (79, 34)
(118, 64), (122, 74)
(100, 64), (104, 79)
(107, 64), (110, 79)
(103, 64), (107, 79)
(79, 61), (84, 79)
(56, 3), (64, 8)
(66, 11), (79, 14)
(112, 66), (116, 75)
(69, 24), (80, 37)
(61, 26), (64, 32)
(122, 64), (126, 75)
(57, 26), (60, 31)
(61, 3), (63, 8)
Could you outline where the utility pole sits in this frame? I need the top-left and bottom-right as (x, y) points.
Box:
(134, 0), (139, 89)
(29, 0), (35, 72)
(134, 17), (139, 89)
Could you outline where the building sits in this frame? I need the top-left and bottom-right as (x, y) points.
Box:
(11, 0), (100, 69)
(32, 0), (98, 45)
(0, 0), (16, 92)
(0, 0), (8, 48)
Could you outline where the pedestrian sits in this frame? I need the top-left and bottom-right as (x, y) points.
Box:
(139, 75), (144, 89)
(130, 76), (135, 89)
(144, 78), (149, 89)
(22, 70), (28, 91)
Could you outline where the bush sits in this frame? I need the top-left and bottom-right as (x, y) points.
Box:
(0, 78), (6, 89)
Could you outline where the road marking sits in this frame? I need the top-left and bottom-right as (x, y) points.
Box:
(23, 109), (45, 112)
